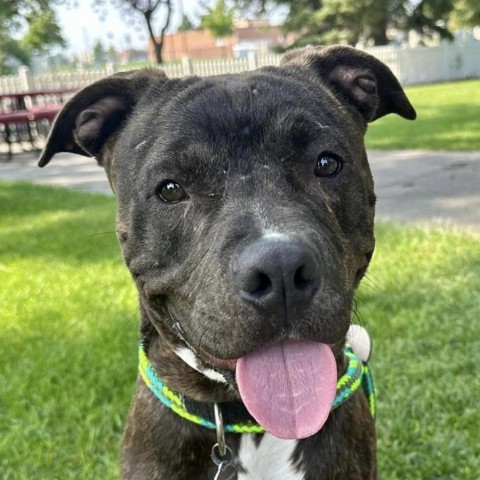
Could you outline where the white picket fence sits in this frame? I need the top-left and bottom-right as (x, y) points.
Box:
(0, 39), (478, 94)
(367, 40), (480, 85)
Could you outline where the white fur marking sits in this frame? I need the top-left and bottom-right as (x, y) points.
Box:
(346, 324), (372, 363)
(238, 434), (304, 480)
(134, 140), (147, 150)
(263, 231), (291, 241)
(201, 368), (228, 384)
(175, 347), (228, 384)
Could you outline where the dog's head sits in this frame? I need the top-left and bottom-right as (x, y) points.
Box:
(40, 46), (414, 432)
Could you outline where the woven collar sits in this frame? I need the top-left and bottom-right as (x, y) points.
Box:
(138, 342), (375, 433)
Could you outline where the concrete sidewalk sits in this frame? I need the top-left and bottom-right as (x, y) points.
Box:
(1, 149), (479, 233)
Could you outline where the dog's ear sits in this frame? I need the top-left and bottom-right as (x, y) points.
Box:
(281, 45), (416, 122)
(38, 68), (167, 167)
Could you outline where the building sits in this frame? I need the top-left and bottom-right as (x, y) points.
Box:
(233, 19), (297, 58)
(147, 20), (296, 62)
(116, 48), (148, 64)
(149, 29), (236, 62)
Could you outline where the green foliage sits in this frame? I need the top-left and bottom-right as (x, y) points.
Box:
(311, 0), (392, 45)
(201, 0), (235, 38)
(449, 0), (480, 28)
(0, 36), (30, 72)
(0, 182), (479, 478)
(21, 7), (65, 54)
(178, 14), (195, 32)
(235, 0), (476, 47)
(93, 39), (108, 65)
(0, 0), (65, 74)
(405, 0), (455, 41)
(366, 80), (480, 151)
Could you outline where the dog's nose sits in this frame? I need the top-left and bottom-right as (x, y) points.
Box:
(233, 237), (321, 315)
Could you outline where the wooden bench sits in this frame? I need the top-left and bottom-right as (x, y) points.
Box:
(1, 89), (76, 160)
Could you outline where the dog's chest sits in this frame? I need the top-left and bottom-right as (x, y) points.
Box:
(237, 433), (304, 480)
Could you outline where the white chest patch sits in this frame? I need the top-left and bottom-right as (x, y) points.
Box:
(237, 434), (304, 480)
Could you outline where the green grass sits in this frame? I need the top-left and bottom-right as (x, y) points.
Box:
(1, 182), (479, 479)
(365, 79), (480, 151)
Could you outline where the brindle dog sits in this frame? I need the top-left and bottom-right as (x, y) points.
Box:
(39, 46), (415, 480)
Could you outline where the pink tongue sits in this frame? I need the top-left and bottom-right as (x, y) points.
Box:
(236, 339), (337, 439)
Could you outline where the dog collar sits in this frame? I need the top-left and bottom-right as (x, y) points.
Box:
(138, 343), (375, 433)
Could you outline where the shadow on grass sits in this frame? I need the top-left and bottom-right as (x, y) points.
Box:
(0, 181), (113, 217)
(0, 182), (121, 264)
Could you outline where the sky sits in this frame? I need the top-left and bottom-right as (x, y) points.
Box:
(55, 0), (211, 54)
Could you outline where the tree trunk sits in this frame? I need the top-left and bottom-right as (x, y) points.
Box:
(154, 42), (163, 64)
(158, 0), (172, 64)
(144, 10), (163, 64)
(371, 28), (389, 46)
(142, 0), (172, 65)
(369, 9), (390, 46)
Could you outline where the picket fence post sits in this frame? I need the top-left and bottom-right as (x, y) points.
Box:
(105, 63), (117, 76)
(18, 66), (34, 91)
(182, 57), (193, 76)
(247, 51), (258, 71)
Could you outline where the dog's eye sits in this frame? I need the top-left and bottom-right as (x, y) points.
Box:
(315, 154), (342, 178)
(155, 180), (188, 203)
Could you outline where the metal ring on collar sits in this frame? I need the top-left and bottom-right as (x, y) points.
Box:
(214, 403), (226, 457)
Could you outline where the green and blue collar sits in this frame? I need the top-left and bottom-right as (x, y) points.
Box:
(138, 342), (375, 433)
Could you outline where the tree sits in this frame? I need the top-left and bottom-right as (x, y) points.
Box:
(201, 0), (235, 38)
(94, 0), (173, 64)
(93, 39), (108, 65)
(265, 0), (396, 46)
(0, 0), (65, 74)
(21, 8), (65, 54)
(234, 0), (469, 47)
(107, 45), (118, 63)
(178, 14), (195, 32)
(448, 0), (480, 29)
(404, 0), (455, 42)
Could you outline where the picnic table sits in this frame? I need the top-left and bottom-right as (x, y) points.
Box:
(0, 88), (77, 160)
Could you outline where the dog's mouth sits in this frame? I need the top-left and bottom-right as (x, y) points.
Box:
(165, 303), (239, 382)
(166, 303), (338, 440)
(200, 350), (238, 371)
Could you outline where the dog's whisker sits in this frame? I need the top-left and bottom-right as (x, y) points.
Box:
(84, 230), (117, 237)
(362, 272), (384, 292)
(351, 303), (366, 328)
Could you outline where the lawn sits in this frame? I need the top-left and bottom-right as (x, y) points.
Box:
(365, 79), (480, 151)
(1, 182), (479, 479)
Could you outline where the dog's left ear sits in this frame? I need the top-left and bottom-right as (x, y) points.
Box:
(282, 45), (416, 122)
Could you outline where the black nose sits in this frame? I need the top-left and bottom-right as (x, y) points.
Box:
(233, 237), (321, 315)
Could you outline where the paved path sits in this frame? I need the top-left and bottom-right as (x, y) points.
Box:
(1, 149), (479, 233)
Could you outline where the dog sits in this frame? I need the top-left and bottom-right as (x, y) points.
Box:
(39, 45), (415, 479)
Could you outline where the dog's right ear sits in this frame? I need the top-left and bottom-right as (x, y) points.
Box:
(281, 45), (416, 122)
(38, 68), (167, 167)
